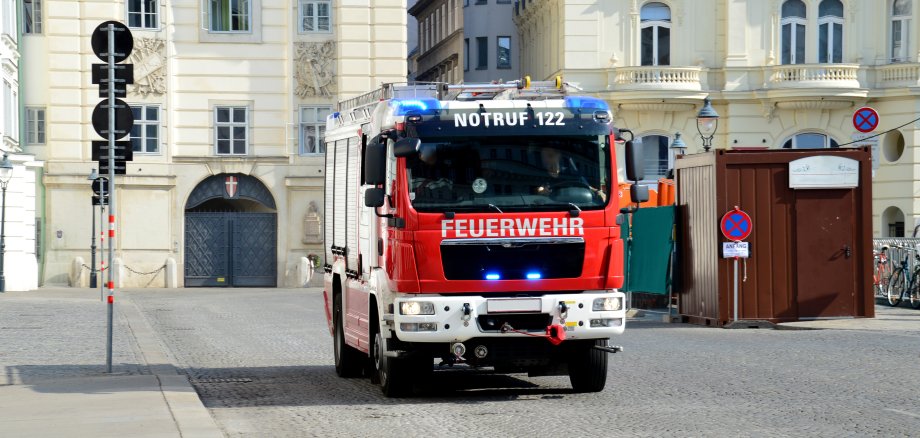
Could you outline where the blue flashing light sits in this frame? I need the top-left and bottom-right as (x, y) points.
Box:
(526, 272), (542, 280)
(564, 96), (609, 111)
(485, 273), (501, 280)
(390, 98), (441, 116)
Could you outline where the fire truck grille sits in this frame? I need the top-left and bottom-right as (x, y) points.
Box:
(477, 313), (553, 332)
(440, 239), (585, 280)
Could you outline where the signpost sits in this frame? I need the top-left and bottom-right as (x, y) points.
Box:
(91, 20), (134, 373)
(720, 207), (752, 323)
(853, 107), (879, 133)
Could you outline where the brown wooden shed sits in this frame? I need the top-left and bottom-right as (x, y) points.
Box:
(674, 148), (873, 326)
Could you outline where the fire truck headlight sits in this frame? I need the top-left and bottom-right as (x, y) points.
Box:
(593, 297), (623, 312)
(399, 301), (435, 315)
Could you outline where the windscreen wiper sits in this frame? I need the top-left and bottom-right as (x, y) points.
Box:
(488, 204), (504, 214)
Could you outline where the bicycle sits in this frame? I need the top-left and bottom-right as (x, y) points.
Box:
(873, 246), (890, 300)
(884, 244), (920, 308)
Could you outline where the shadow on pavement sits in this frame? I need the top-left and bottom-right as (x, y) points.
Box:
(4, 363), (580, 405)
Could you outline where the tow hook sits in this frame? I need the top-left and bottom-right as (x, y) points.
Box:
(593, 344), (624, 354)
(461, 303), (472, 326)
(558, 301), (569, 319)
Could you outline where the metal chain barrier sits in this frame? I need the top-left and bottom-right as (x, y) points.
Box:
(80, 263), (166, 276)
(124, 264), (167, 276)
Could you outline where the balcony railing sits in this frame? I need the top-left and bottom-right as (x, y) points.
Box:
(877, 63), (920, 87)
(612, 66), (703, 91)
(766, 64), (860, 89)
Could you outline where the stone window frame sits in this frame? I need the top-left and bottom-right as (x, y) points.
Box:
(298, 0), (332, 34)
(213, 104), (250, 156)
(25, 107), (45, 146)
(640, 1), (671, 67)
(299, 106), (331, 156)
(129, 104), (160, 154)
(126, 0), (159, 30)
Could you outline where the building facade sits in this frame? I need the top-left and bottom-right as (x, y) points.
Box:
(0, 0), (41, 291)
(22, 0), (406, 288)
(463, 0), (519, 83)
(410, 0), (519, 83)
(516, 0), (920, 237)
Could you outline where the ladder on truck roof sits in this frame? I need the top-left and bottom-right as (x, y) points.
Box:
(335, 76), (579, 115)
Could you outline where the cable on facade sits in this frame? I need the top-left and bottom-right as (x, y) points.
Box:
(837, 114), (920, 147)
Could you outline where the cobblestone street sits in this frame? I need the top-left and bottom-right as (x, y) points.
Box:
(123, 288), (920, 437)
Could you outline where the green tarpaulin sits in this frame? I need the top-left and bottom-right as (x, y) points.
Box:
(622, 206), (675, 295)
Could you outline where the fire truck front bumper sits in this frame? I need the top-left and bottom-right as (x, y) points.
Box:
(392, 291), (626, 343)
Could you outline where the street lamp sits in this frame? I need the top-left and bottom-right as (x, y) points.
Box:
(696, 97), (720, 152)
(88, 169), (98, 289)
(0, 154), (13, 292)
(671, 132), (687, 157)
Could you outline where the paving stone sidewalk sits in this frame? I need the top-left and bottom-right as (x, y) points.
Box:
(0, 288), (222, 438)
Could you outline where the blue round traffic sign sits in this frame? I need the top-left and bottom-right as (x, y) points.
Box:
(720, 208), (752, 241)
(853, 107), (879, 133)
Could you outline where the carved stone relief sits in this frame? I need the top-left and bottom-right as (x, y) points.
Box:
(302, 201), (323, 244)
(295, 41), (337, 98)
(127, 37), (166, 97)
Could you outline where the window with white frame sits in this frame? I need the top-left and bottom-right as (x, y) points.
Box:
(891, 0), (912, 62)
(24, 0), (42, 34)
(209, 0), (250, 32)
(299, 0), (331, 33)
(130, 105), (159, 153)
(781, 0), (807, 64)
(215, 106), (248, 155)
(818, 0), (843, 63)
(25, 107), (45, 145)
(640, 2), (670, 66)
(127, 0), (158, 29)
(782, 132), (839, 149)
(637, 134), (670, 181)
(299, 106), (330, 155)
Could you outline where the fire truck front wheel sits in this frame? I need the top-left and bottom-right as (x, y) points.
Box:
(333, 292), (364, 378)
(568, 339), (609, 393)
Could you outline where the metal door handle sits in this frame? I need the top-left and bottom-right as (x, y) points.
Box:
(843, 245), (851, 258)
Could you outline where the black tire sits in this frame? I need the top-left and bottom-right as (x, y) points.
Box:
(910, 270), (920, 309)
(887, 269), (904, 307)
(568, 339), (608, 393)
(370, 326), (413, 397)
(333, 291), (364, 378)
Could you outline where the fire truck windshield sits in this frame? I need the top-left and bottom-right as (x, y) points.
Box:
(406, 135), (610, 213)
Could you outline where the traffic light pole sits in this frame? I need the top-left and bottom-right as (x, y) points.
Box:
(105, 23), (116, 374)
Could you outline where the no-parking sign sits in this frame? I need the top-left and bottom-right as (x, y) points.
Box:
(720, 208), (752, 241)
(853, 107), (879, 133)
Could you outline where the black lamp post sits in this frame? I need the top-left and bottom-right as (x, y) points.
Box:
(0, 154), (13, 292)
(89, 169), (98, 289)
(696, 97), (720, 152)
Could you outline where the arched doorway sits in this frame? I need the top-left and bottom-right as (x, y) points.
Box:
(184, 174), (277, 287)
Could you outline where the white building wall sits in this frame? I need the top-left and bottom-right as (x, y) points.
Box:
(22, 0), (406, 287)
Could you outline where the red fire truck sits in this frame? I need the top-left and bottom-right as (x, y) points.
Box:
(322, 78), (640, 396)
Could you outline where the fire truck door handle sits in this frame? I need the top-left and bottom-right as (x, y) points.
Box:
(377, 238), (383, 256)
(843, 245), (851, 258)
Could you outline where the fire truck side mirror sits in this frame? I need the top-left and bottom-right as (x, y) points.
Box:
(630, 184), (649, 204)
(624, 140), (644, 182)
(393, 137), (421, 158)
(364, 142), (387, 185)
(364, 188), (386, 208)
